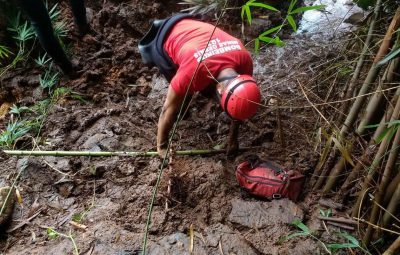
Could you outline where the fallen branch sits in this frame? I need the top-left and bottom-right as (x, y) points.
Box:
(2, 147), (260, 157)
(324, 221), (355, 231)
(317, 216), (357, 225)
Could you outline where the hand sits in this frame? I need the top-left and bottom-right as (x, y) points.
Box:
(157, 146), (168, 159)
(157, 141), (168, 159)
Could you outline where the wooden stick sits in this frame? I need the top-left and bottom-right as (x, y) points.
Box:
(2, 147), (260, 157)
(317, 216), (357, 225)
(324, 221), (355, 231)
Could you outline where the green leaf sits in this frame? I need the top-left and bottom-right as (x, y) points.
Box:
(327, 243), (358, 252)
(248, 2), (278, 12)
(259, 25), (283, 37)
(258, 36), (275, 44)
(337, 232), (360, 246)
(72, 213), (83, 222)
(282, 231), (309, 241)
(47, 228), (59, 240)
(244, 5), (252, 25)
(287, 15), (297, 32)
(254, 38), (260, 54)
(332, 137), (354, 166)
(274, 36), (285, 47)
(377, 47), (400, 67)
(292, 219), (310, 234)
(291, 5), (326, 14)
(365, 120), (400, 129)
(288, 0), (298, 13)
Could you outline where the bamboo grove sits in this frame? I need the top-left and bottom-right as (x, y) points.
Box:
(311, 1), (400, 253)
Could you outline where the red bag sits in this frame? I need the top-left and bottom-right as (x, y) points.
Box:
(236, 156), (305, 201)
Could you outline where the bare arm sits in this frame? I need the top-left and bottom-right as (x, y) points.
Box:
(157, 86), (185, 156)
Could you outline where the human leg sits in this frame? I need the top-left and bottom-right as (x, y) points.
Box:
(17, 0), (73, 73)
(68, 0), (90, 36)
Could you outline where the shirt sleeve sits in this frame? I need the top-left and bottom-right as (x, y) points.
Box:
(170, 70), (195, 96)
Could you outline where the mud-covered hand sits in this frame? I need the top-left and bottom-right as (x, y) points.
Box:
(226, 120), (241, 156)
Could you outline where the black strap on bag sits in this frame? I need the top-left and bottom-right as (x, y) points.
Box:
(138, 13), (200, 82)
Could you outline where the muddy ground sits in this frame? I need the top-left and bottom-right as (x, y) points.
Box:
(0, 0), (355, 254)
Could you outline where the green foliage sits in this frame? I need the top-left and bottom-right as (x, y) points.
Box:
(53, 87), (87, 103)
(0, 120), (31, 148)
(365, 120), (400, 143)
(179, 0), (225, 14)
(46, 227), (79, 255)
(241, 0), (325, 52)
(47, 228), (59, 240)
(9, 105), (32, 115)
(355, 0), (376, 10)
(377, 47), (400, 66)
(320, 208), (332, 217)
(35, 53), (52, 67)
(282, 220), (370, 254)
(39, 68), (59, 90)
(241, 0), (278, 25)
(0, 45), (12, 61)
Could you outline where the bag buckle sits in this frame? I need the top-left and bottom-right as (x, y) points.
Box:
(272, 193), (281, 199)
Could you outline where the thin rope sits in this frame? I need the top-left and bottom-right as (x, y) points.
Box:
(141, 3), (228, 254)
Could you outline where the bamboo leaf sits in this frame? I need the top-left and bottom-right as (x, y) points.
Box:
(337, 232), (360, 246)
(292, 219), (311, 234)
(365, 120), (400, 129)
(377, 47), (400, 66)
(282, 231), (309, 241)
(288, 0), (298, 13)
(248, 2), (278, 12)
(259, 25), (283, 37)
(332, 137), (354, 166)
(245, 5), (252, 25)
(255, 38), (260, 54)
(258, 36), (275, 44)
(287, 15), (297, 32)
(327, 243), (358, 252)
(376, 126), (399, 143)
(274, 36), (285, 47)
(290, 5), (325, 14)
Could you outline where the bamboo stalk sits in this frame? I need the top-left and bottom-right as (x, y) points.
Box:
(322, 59), (400, 194)
(383, 167), (400, 205)
(2, 147), (258, 157)
(340, 7), (400, 138)
(382, 182), (400, 227)
(363, 126), (400, 245)
(351, 96), (400, 217)
(313, 7), (400, 190)
(313, 0), (382, 184)
(340, 87), (400, 195)
(337, 0), (382, 125)
(357, 58), (399, 134)
(383, 235), (400, 255)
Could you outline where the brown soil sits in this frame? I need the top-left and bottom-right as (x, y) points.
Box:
(0, 1), (349, 254)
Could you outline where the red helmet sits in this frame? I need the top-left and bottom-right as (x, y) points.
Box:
(220, 75), (261, 120)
